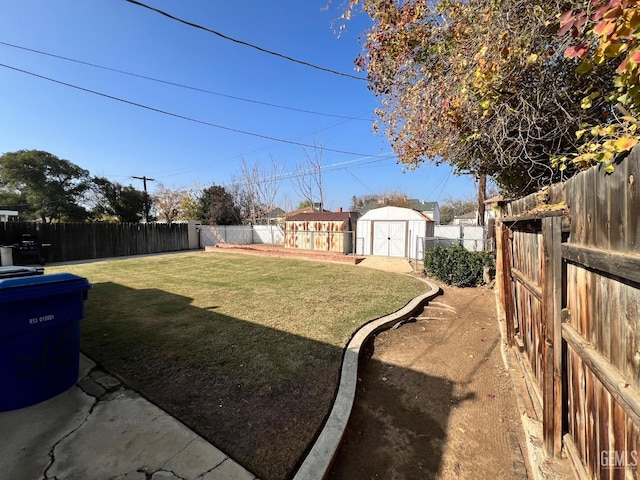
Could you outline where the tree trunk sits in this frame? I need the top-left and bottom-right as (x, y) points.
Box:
(477, 174), (486, 227)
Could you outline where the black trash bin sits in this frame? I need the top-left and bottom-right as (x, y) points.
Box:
(0, 272), (91, 411)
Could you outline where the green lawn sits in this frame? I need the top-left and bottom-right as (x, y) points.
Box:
(49, 251), (427, 479)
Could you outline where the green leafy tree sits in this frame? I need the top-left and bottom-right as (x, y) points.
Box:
(439, 197), (477, 225)
(0, 190), (28, 215)
(350, 191), (411, 212)
(296, 199), (314, 209)
(349, 195), (359, 212)
(350, 194), (373, 212)
(91, 177), (149, 223)
(0, 150), (90, 222)
(177, 187), (200, 221)
(198, 185), (241, 225)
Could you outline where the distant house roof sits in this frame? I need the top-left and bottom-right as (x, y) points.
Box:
(259, 207), (285, 218)
(409, 200), (439, 211)
(283, 206), (328, 218)
(454, 211), (477, 220)
(286, 211), (359, 223)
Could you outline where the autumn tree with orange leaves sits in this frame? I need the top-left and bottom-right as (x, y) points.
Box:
(348, 0), (619, 194)
(558, 0), (640, 172)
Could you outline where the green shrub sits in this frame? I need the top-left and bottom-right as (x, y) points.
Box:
(424, 243), (495, 287)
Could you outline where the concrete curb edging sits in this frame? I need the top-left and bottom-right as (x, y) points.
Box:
(292, 277), (441, 480)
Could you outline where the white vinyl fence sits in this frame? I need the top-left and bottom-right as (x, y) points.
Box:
(411, 225), (490, 267)
(201, 225), (284, 246)
(432, 225), (487, 252)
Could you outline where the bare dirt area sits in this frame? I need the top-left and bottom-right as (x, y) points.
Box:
(329, 281), (529, 480)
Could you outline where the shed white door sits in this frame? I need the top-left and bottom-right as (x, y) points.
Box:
(372, 221), (406, 257)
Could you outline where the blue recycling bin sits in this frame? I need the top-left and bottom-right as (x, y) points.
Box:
(0, 271), (91, 411)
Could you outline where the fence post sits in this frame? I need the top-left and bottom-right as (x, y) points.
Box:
(497, 222), (516, 347)
(542, 216), (563, 458)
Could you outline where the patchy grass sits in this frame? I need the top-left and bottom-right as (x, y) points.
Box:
(49, 251), (426, 479)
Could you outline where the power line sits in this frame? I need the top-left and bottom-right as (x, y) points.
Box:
(0, 40), (370, 121)
(218, 154), (395, 192)
(0, 63), (377, 157)
(344, 168), (376, 194)
(435, 171), (451, 201)
(124, 0), (366, 82)
(153, 105), (375, 179)
(168, 152), (394, 192)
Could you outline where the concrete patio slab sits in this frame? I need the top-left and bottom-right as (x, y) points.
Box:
(0, 355), (257, 480)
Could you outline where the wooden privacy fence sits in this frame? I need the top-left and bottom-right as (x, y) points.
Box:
(0, 222), (189, 263)
(497, 147), (640, 479)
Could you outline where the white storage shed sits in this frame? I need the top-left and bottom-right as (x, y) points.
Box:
(356, 206), (434, 258)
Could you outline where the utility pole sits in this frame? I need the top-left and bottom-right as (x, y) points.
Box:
(132, 175), (155, 223)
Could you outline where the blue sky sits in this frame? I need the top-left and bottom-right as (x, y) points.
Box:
(0, 0), (478, 211)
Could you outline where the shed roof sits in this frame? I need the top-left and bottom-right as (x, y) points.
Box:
(286, 211), (358, 222)
(358, 206), (433, 222)
(359, 199), (439, 214)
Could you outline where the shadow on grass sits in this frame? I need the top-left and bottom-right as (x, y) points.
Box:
(81, 282), (460, 480)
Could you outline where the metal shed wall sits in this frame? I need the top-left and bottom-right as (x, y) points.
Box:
(356, 206), (434, 257)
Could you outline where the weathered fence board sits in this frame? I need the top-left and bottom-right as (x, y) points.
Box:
(542, 216), (563, 457)
(510, 229), (545, 393)
(627, 154), (640, 250)
(498, 147), (640, 477)
(563, 244), (640, 286)
(0, 222), (189, 263)
(497, 223), (516, 347)
(511, 267), (543, 300)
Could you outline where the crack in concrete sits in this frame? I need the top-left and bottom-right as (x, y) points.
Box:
(77, 377), (104, 399)
(42, 366), (105, 479)
(152, 468), (187, 480)
(194, 457), (228, 480)
(38, 363), (245, 480)
(42, 394), (97, 479)
(78, 367), (123, 399)
(159, 435), (198, 471)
